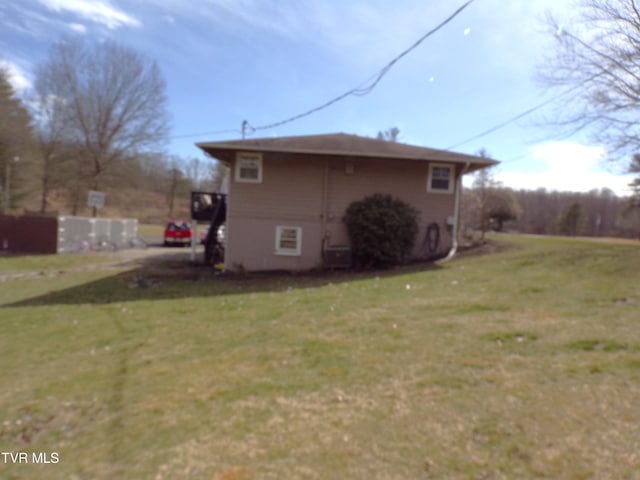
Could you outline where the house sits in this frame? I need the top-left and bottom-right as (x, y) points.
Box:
(197, 133), (496, 272)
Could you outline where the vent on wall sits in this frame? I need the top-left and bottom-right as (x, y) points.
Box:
(345, 163), (355, 175)
(323, 245), (352, 269)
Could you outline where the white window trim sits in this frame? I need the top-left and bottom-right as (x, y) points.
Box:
(427, 163), (454, 194)
(235, 152), (263, 183)
(275, 226), (302, 256)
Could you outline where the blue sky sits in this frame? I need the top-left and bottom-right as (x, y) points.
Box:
(1, 0), (636, 195)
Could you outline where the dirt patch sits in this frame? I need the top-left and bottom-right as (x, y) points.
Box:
(1, 239), (512, 286)
(0, 246), (203, 283)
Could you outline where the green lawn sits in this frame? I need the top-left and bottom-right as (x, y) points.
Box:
(0, 234), (639, 479)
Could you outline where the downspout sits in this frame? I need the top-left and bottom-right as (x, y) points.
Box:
(439, 161), (470, 263)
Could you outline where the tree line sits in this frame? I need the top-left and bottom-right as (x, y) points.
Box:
(374, 134), (640, 239)
(462, 178), (639, 239)
(1, 37), (226, 219)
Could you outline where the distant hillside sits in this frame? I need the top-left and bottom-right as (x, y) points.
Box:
(22, 188), (191, 224)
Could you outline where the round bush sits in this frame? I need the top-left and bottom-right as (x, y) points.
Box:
(343, 193), (419, 268)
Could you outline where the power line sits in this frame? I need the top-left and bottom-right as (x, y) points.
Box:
(246, 0), (476, 133)
(175, 0), (569, 150)
(171, 85), (574, 146)
(445, 98), (559, 151)
(444, 83), (585, 151)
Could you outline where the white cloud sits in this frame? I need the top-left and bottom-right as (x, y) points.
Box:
(532, 141), (606, 175)
(38, 0), (140, 29)
(68, 23), (87, 33)
(0, 59), (32, 92)
(492, 141), (635, 196)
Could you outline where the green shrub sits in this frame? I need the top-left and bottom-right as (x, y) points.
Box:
(343, 193), (419, 268)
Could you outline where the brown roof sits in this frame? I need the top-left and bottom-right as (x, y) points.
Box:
(197, 133), (498, 171)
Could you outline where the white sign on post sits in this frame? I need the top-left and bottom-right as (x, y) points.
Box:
(87, 190), (106, 209)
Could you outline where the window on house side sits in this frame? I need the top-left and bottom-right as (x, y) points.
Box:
(275, 226), (302, 256)
(427, 164), (454, 193)
(235, 152), (262, 183)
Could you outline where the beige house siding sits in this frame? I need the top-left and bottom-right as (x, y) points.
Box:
(229, 154), (325, 220)
(225, 152), (458, 271)
(225, 153), (326, 271)
(324, 157), (456, 258)
(225, 218), (323, 271)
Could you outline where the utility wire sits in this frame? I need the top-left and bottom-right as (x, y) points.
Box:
(445, 97), (561, 151)
(444, 81), (589, 151)
(247, 0), (476, 133)
(178, 83), (571, 146)
(445, 24), (617, 152)
(175, 0), (578, 150)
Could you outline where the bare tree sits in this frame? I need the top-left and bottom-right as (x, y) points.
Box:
(630, 154), (640, 197)
(538, 0), (640, 169)
(126, 152), (170, 194)
(35, 37), (170, 215)
(508, 188), (629, 236)
(183, 155), (229, 193)
(32, 68), (72, 213)
(183, 156), (210, 191)
(209, 161), (229, 193)
(620, 154), (640, 234)
(165, 156), (191, 218)
(376, 127), (401, 142)
(617, 197), (640, 237)
(471, 148), (498, 240)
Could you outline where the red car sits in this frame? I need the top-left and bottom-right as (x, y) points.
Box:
(163, 221), (192, 247)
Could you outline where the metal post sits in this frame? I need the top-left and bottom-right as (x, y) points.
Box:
(190, 219), (197, 262)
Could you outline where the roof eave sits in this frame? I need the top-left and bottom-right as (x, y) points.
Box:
(197, 142), (497, 169)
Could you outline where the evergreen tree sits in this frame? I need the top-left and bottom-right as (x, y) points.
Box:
(557, 203), (586, 236)
(0, 66), (33, 212)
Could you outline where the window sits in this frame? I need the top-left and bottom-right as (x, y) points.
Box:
(427, 164), (454, 193)
(235, 152), (262, 183)
(275, 226), (302, 256)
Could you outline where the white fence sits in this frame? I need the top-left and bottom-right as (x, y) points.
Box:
(58, 216), (138, 252)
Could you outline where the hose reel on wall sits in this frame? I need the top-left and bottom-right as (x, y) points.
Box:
(422, 222), (440, 255)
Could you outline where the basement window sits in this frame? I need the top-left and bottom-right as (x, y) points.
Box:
(235, 152), (262, 183)
(427, 164), (454, 193)
(275, 226), (302, 256)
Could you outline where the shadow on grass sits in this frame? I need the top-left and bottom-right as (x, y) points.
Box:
(4, 251), (444, 307)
